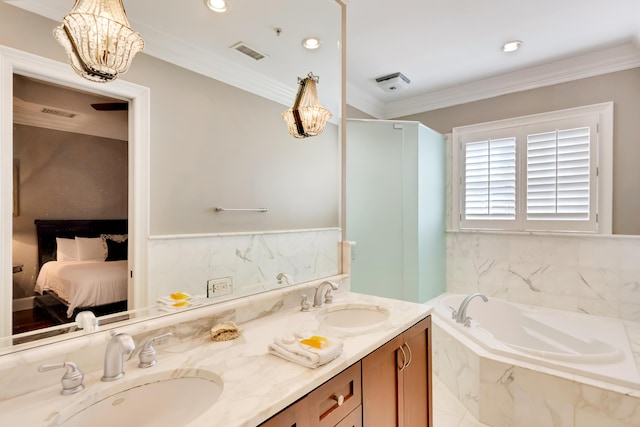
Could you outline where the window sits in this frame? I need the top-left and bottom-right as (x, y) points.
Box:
(452, 103), (613, 233)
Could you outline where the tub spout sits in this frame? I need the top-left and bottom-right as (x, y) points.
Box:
(454, 293), (488, 326)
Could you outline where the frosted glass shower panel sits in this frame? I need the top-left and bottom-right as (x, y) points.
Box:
(346, 120), (445, 303)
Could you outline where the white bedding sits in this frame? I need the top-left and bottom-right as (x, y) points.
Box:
(34, 260), (128, 318)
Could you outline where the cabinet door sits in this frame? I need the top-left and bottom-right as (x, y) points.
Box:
(402, 317), (431, 427)
(361, 335), (403, 426)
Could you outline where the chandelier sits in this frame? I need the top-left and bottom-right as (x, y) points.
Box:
(282, 73), (332, 139)
(54, 0), (144, 83)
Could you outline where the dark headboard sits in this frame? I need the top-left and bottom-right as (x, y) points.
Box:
(34, 219), (128, 269)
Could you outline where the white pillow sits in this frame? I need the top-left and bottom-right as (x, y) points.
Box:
(56, 237), (78, 261)
(75, 237), (107, 261)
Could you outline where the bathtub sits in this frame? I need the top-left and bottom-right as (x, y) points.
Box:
(431, 293), (640, 390)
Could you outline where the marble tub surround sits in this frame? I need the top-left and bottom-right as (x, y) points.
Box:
(0, 286), (432, 426)
(432, 315), (640, 427)
(148, 228), (341, 303)
(433, 293), (639, 389)
(447, 231), (640, 322)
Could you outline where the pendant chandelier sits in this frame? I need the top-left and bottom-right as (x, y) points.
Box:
(54, 0), (144, 83)
(282, 73), (332, 139)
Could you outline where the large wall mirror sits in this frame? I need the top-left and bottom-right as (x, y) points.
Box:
(0, 0), (346, 353)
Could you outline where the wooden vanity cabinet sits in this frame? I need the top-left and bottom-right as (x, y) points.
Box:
(362, 317), (431, 427)
(260, 316), (431, 427)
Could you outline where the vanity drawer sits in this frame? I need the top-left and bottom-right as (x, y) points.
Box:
(335, 405), (362, 427)
(303, 362), (362, 427)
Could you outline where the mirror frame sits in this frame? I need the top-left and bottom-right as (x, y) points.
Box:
(0, 44), (151, 338)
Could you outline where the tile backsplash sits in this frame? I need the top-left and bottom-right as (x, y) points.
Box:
(446, 231), (640, 322)
(147, 228), (341, 303)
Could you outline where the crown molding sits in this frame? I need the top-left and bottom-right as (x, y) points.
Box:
(138, 23), (296, 106)
(381, 42), (640, 119)
(139, 23), (342, 125)
(345, 81), (386, 119)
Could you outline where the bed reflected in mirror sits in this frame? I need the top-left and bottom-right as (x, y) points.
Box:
(32, 220), (128, 325)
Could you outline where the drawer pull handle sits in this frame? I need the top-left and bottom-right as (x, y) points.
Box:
(333, 394), (344, 406)
(403, 343), (413, 369)
(398, 345), (408, 371)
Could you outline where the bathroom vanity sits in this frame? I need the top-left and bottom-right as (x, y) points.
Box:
(0, 278), (432, 427)
(261, 317), (431, 427)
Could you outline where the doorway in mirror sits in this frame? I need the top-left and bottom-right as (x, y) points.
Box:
(11, 75), (130, 335)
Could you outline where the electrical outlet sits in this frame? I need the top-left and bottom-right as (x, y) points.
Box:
(207, 277), (233, 298)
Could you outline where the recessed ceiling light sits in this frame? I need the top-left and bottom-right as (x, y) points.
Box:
(302, 37), (321, 50)
(205, 0), (228, 13)
(502, 40), (522, 53)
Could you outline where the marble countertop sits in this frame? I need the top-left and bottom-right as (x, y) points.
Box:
(0, 292), (432, 427)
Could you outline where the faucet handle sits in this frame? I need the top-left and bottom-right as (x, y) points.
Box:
(38, 362), (84, 395)
(324, 288), (335, 304)
(139, 332), (173, 368)
(300, 295), (311, 312)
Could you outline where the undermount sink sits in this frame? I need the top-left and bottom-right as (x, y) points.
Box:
(316, 303), (390, 330)
(58, 370), (223, 427)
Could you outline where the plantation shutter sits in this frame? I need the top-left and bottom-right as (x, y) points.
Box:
(526, 125), (592, 221)
(455, 104), (608, 233)
(464, 136), (516, 220)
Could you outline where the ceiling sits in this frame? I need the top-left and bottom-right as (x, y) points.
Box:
(6, 0), (640, 121)
(347, 0), (640, 118)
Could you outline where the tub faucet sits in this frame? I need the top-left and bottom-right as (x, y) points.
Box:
(453, 293), (488, 326)
(313, 280), (339, 307)
(102, 331), (135, 382)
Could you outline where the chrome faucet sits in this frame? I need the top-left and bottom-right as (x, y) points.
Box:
(453, 293), (488, 326)
(102, 331), (135, 381)
(276, 272), (293, 286)
(313, 280), (339, 307)
(38, 361), (84, 395)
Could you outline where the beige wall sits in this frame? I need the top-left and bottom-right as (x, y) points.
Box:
(0, 2), (340, 236)
(398, 68), (640, 235)
(346, 104), (376, 119)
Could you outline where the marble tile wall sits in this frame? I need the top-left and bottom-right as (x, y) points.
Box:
(446, 231), (640, 322)
(147, 229), (341, 303)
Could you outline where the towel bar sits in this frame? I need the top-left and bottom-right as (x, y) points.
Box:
(214, 207), (268, 212)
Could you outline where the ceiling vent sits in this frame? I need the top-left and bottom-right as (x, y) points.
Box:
(375, 72), (411, 92)
(40, 107), (76, 118)
(230, 42), (268, 61)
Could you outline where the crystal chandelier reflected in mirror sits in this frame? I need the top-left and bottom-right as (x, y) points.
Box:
(282, 72), (332, 139)
(54, 0), (144, 83)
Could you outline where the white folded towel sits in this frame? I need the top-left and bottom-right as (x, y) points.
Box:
(268, 333), (343, 369)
